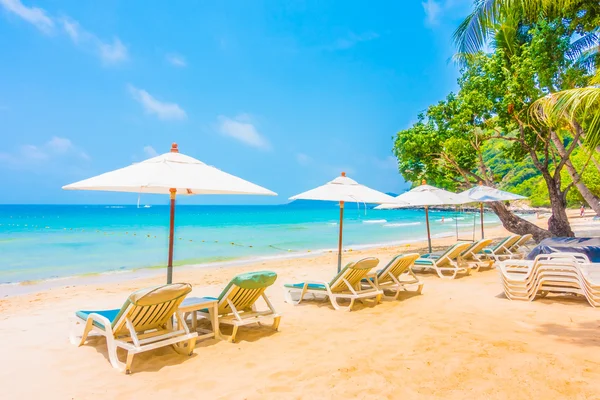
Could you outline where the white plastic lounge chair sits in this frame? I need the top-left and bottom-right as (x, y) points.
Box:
(412, 242), (473, 279)
(481, 235), (523, 261)
(284, 257), (383, 311)
(458, 238), (495, 271)
(190, 271), (281, 343)
(498, 253), (600, 306)
(363, 253), (423, 300)
(70, 283), (197, 374)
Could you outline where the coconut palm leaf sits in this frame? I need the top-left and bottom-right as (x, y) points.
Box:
(531, 81), (600, 148)
(454, 0), (585, 54)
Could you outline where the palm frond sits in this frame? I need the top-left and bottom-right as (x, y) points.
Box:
(454, 0), (588, 54)
(453, 0), (501, 55)
(532, 86), (600, 148)
(566, 32), (599, 61)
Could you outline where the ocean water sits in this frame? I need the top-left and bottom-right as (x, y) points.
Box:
(0, 204), (503, 283)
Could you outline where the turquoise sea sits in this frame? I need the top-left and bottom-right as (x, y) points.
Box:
(0, 204), (504, 284)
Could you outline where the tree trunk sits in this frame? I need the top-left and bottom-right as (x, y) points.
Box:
(552, 132), (600, 215)
(545, 177), (575, 237)
(489, 202), (551, 243)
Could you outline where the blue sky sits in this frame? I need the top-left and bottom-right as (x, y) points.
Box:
(0, 0), (472, 204)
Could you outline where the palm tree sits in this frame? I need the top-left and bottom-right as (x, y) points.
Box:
(532, 72), (600, 149)
(453, 0), (589, 55)
(454, 0), (600, 148)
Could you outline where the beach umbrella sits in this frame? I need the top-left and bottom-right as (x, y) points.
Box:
(63, 143), (276, 283)
(375, 181), (470, 253)
(289, 172), (397, 272)
(460, 183), (526, 239)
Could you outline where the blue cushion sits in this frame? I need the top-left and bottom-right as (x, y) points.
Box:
(284, 283), (326, 290)
(76, 309), (120, 330)
(414, 259), (434, 266)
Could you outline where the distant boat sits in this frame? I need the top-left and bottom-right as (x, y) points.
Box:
(143, 205), (151, 208)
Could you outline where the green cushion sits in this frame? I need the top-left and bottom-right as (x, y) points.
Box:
(284, 283), (327, 290)
(218, 271), (277, 301)
(76, 309), (120, 330)
(414, 258), (435, 266)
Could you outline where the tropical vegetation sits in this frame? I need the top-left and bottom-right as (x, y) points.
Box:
(393, 0), (599, 240)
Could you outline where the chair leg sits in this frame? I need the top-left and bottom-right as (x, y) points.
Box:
(272, 316), (281, 331)
(284, 288), (306, 306)
(69, 316), (93, 346)
(330, 296), (354, 312)
(229, 325), (239, 343)
(125, 352), (135, 375)
(105, 336), (126, 372)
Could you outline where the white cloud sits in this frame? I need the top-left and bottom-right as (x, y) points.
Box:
(47, 136), (73, 153)
(60, 18), (128, 65)
(330, 31), (379, 50)
(128, 85), (187, 121)
(143, 145), (158, 157)
(166, 53), (187, 67)
(61, 17), (80, 42)
(99, 38), (128, 64)
(217, 114), (270, 150)
(0, 136), (89, 169)
(0, 0), (54, 33)
(296, 153), (312, 166)
(422, 0), (442, 26)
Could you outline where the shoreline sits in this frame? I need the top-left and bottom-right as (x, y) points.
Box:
(1, 211), (596, 298)
(0, 223), (510, 298)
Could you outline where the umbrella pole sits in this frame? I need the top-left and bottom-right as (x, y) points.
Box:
(337, 201), (344, 273)
(167, 188), (176, 284)
(480, 202), (484, 239)
(425, 206), (432, 253)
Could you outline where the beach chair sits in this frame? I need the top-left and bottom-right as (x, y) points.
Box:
(363, 253), (423, 300)
(191, 271), (281, 343)
(481, 235), (523, 261)
(458, 238), (495, 272)
(70, 283), (197, 374)
(412, 242), (472, 279)
(284, 257), (383, 311)
(512, 234), (534, 253)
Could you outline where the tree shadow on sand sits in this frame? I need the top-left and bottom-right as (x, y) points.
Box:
(535, 320), (600, 347)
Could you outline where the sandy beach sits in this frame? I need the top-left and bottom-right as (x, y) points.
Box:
(1, 215), (599, 399)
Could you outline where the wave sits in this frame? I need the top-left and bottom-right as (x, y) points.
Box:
(362, 219), (387, 224)
(383, 222), (421, 227)
(105, 206), (126, 209)
(436, 218), (454, 222)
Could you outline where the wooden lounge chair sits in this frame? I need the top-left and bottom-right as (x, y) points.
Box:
(70, 283), (197, 374)
(363, 253), (423, 300)
(191, 271), (281, 343)
(481, 235), (523, 261)
(412, 242), (473, 279)
(458, 238), (495, 271)
(284, 257), (383, 311)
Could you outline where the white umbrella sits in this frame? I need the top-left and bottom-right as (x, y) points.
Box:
(376, 182), (470, 252)
(460, 183), (526, 239)
(63, 143), (276, 283)
(289, 172), (397, 272)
